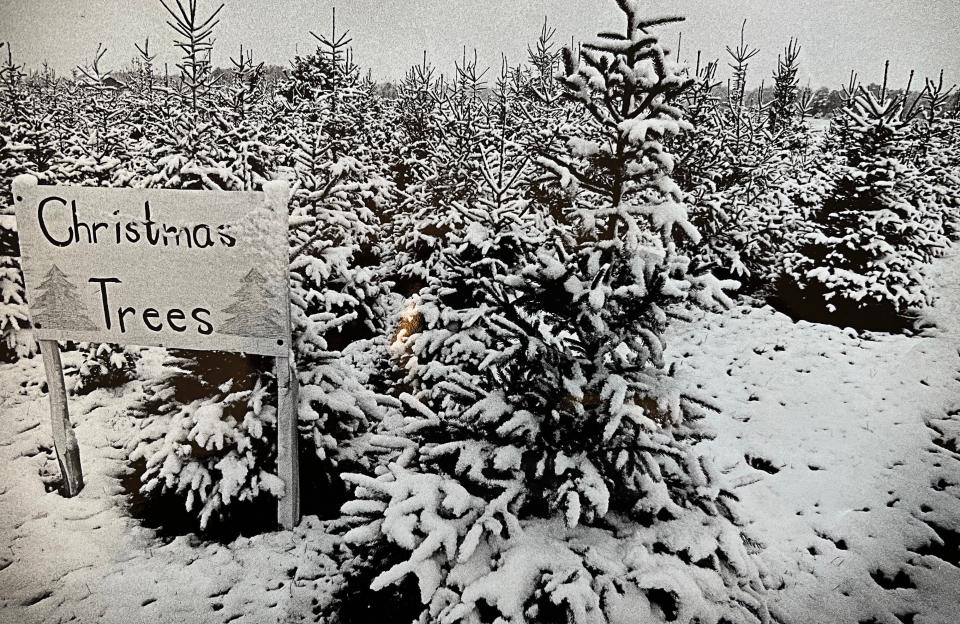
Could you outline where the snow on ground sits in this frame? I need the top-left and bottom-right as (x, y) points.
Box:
(669, 251), (960, 624)
(0, 351), (339, 624)
(1, 254), (958, 624)
(805, 116), (832, 134)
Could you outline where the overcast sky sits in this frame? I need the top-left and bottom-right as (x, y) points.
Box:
(2, 1), (958, 91)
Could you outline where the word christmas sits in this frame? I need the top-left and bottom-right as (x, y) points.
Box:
(37, 196), (237, 249)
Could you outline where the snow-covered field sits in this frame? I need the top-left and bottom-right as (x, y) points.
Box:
(671, 252), (960, 623)
(1, 251), (958, 624)
(0, 353), (341, 624)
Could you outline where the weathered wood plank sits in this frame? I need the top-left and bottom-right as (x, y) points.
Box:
(275, 354), (300, 529)
(38, 339), (84, 497)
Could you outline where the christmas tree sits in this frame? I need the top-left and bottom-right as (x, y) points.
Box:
(0, 45), (39, 361)
(768, 38), (801, 136)
(781, 65), (944, 328)
(129, 3), (390, 531)
(0, 251), (35, 362)
(334, 2), (769, 622)
(32, 264), (98, 331)
(218, 268), (283, 337)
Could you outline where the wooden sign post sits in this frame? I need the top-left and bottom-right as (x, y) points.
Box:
(38, 337), (84, 496)
(12, 175), (301, 530)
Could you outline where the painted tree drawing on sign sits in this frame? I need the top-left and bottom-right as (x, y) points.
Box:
(32, 265), (98, 331)
(219, 268), (283, 337)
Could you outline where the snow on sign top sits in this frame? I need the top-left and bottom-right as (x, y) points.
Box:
(12, 176), (291, 356)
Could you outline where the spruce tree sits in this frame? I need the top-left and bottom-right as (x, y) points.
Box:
(767, 39), (800, 136)
(127, 0), (285, 530)
(0, 44), (39, 361)
(0, 240), (34, 362)
(782, 65), (944, 328)
(224, 45), (265, 121)
(910, 71), (960, 239)
(675, 29), (806, 293)
(160, 0), (224, 111)
(275, 10), (395, 500)
(335, 3), (769, 622)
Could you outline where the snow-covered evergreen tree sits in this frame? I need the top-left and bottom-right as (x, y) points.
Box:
(387, 51), (494, 296)
(781, 68), (945, 328)
(0, 217), (34, 362)
(161, 0), (224, 111)
(334, 3), (770, 622)
(128, 6), (394, 529)
(72, 343), (139, 395)
(126, 120), (288, 528)
(224, 45), (265, 121)
(908, 71), (960, 239)
(123, 2), (289, 529)
(0, 44), (38, 361)
(276, 10), (396, 490)
(673, 28), (809, 293)
(767, 39), (800, 137)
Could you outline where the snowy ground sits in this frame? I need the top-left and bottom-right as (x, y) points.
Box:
(1, 253), (958, 624)
(0, 352), (339, 624)
(669, 252), (960, 624)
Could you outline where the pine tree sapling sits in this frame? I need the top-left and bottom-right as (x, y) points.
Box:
(768, 39), (801, 136)
(0, 239), (35, 361)
(72, 343), (138, 395)
(782, 68), (945, 328)
(160, 0), (224, 111)
(335, 3), (769, 623)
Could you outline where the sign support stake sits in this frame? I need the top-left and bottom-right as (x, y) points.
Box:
(265, 180), (300, 530)
(275, 354), (300, 529)
(38, 339), (84, 497)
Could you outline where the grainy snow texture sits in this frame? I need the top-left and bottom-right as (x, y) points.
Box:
(0, 350), (340, 624)
(668, 251), (960, 624)
(2, 0), (959, 621)
(3, 254), (958, 623)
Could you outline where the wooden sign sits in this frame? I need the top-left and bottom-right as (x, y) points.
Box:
(14, 178), (291, 356)
(12, 175), (300, 529)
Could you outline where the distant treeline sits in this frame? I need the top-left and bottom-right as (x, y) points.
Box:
(18, 61), (958, 119)
(707, 82), (960, 119)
